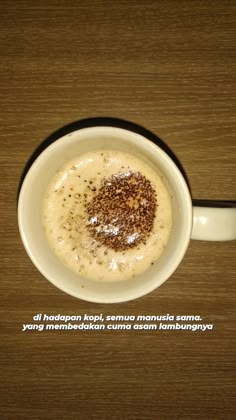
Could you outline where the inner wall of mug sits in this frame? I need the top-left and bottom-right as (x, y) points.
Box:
(18, 127), (192, 303)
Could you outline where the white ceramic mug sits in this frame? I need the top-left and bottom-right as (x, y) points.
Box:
(18, 126), (236, 303)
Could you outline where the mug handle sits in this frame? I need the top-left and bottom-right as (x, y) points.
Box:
(191, 201), (236, 241)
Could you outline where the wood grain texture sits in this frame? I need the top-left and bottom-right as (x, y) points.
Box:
(0, 1), (236, 419)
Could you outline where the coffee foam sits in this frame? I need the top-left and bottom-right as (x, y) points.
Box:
(42, 150), (172, 282)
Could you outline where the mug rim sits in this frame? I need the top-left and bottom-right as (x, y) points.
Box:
(18, 125), (193, 303)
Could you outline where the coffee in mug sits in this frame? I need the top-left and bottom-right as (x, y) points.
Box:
(18, 125), (236, 303)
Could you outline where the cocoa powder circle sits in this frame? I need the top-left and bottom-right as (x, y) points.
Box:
(86, 171), (157, 251)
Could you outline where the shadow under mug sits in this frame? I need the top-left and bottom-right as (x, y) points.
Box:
(17, 125), (236, 303)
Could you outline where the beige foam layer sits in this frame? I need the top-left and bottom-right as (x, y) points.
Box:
(42, 150), (172, 282)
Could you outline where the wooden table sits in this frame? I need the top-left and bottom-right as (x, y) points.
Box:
(1, 1), (235, 419)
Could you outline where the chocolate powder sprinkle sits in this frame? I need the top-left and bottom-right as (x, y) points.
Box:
(85, 171), (157, 251)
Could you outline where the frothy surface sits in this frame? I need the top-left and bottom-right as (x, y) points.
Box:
(42, 150), (172, 282)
